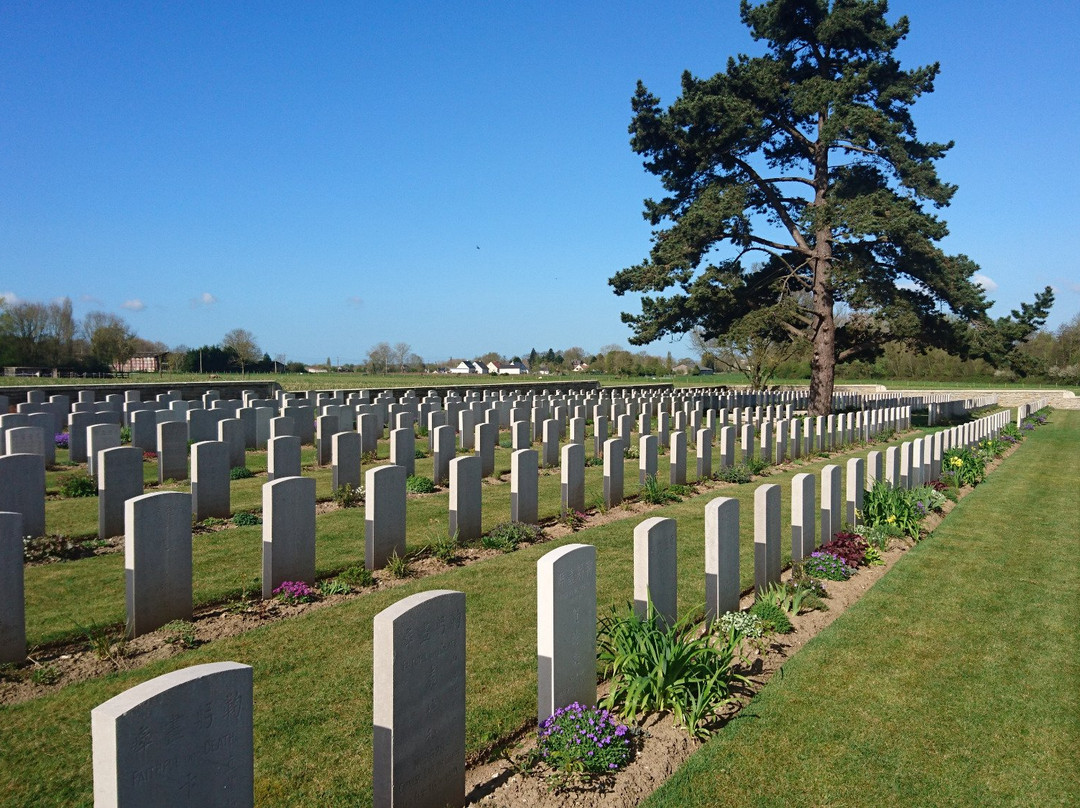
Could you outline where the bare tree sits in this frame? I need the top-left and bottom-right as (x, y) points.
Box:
(222, 328), (260, 375)
(392, 342), (411, 373)
(367, 342), (391, 374)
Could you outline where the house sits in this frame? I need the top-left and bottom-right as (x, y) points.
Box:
(113, 352), (168, 373)
(572, 361), (589, 373)
(449, 360), (486, 374)
(486, 360), (528, 375)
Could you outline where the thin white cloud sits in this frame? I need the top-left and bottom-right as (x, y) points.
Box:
(346, 296), (364, 308)
(190, 292), (218, 308)
(80, 293), (103, 305)
(122, 299), (146, 311)
(0, 291), (20, 305)
(973, 273), (998, 293)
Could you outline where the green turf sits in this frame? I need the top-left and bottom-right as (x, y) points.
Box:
(643, 410), (1079, 808)
(1, 418), (942, 805)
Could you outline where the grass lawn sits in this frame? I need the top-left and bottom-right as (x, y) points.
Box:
(1, 417), (948, 806)
(643, 409), (1080, 807)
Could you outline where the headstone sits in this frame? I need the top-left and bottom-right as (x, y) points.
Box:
(754, 484), (781, 594)
(218, 418), (245, 470)
(634, 516), (677, 627)
(98, 447), (143, 539)
(91, 661), (253, 807)
(537, 543), (597, 723)
(0, 454), (45, 538)
(603, 438), (623, 509)
(720, 425), (736, 468)
(820, 464), (842, 543)
(269, 415), (296, 440)
(373, 590), (465, 808)
(156, 420), (188, 483)
(316, 414), (338, 466)
(511, 448), (539, 524)
(27, 413), (56, 465)
(359, 412), (379, 455)
(267, 436), (301, 483)
(638, 434), (657, 486)
(389, 427), (415, 478)
(846, 457), (865, 527)
(791, 472), (815, 562)
(669, 430), (687, 486)
(541, 419), (559, 468)
(449, 455), (482, 542)
(332, 431), (363, 491)
(191, 441), (230, 521)
(593, 414), (608, 458)
(704, 497), (739, 622)
(475, 422), (496, 478)
(366, 464), (407, 570)
(432, 424), (455, 485)
(0, 512), (25, 663)
(741, 423), (755, 464)
(125, 491), (192, 636)
(696, 428), (713, 479)
(5, 425), (45, 460)
(262, 476), (316, 598)
(560, 442), (585, 515)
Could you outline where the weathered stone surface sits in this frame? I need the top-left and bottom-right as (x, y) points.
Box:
(373, 590), (465, 808)
(820, 464), (842, 544)
(704, 496), (739, 621)
(511, 449), (539, 524)
(366, 464), (407, 570)
(0, 454), (45, 538)
(125, 491), (192, 637)
(791, 472), (815, 563)
(98, 447), (143, 539)
(633, 516), (677, 627)
(91, 661), (253, 807)
(449, 455), (482, 542)
(261, 477), (316, 598)
(537, 543), (596, 722)
(191, 441), (230, 521)
(560, 442), (585, 515)
(754, 484), (781, 594)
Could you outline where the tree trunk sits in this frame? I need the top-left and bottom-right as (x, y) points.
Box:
(807, 248), (835, 415)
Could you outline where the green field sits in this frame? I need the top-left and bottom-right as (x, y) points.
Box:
(645, 410), (1080, 807)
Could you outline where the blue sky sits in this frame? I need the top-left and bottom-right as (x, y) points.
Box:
(2, 1), (1077, 365)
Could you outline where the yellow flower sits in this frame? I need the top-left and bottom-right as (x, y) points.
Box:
(886, 514), (897, 524)
(950, 457), (963, 468)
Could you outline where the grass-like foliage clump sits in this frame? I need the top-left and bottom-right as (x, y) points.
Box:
(332, 484), (364, 508)
(232, 511), (260, 527)
(338, 564), (375, 589)
(862, 481), (920, 538)
(229, 466), (254, 480)
(482, 521), (542, 552)
(640, 474), (680, 504)
(598, 601), (747, 739)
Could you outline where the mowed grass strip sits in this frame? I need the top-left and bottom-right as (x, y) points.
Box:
(643, 409), (1080, 808)
(24, 420), (918, 645)
(1, 419), (1006, 806)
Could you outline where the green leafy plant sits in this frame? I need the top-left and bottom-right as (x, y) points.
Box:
(714, 464), (753, 484)
(640, 474), (680, 504)
(161, 620), (198, 649)
(748, 599), (793, 634)
(482, 521), (543, 552)
(598, 600), (748, 739)
(229, 466), (254, 480)
(332, 483), (364, 508)
(430, 531), (461, 564)
(414, 447), (427, 459)
(30, 663), (61, 686)
(385, 550), (413, 578)
(59, 473), (96, 498)
(232, 511), (260, 527)
(861, 481), (920, 539)
(76, 621), (128, 669)
(338, 564), (375, 589)
(864, 544), (884, 565)
(560, 509), (587, 531)
(943, 447), (985, 487)
(318, 578), (351, 596)
(119, 426), (132, 444)
(719, 610), (764, 639)
(754, 581), (825, 616)
(405, 475), (436, 494)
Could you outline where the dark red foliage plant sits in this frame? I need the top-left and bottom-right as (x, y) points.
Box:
(820, 532), (868, 567)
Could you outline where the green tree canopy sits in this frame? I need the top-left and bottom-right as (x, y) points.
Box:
(610, 0), (1051, 413)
